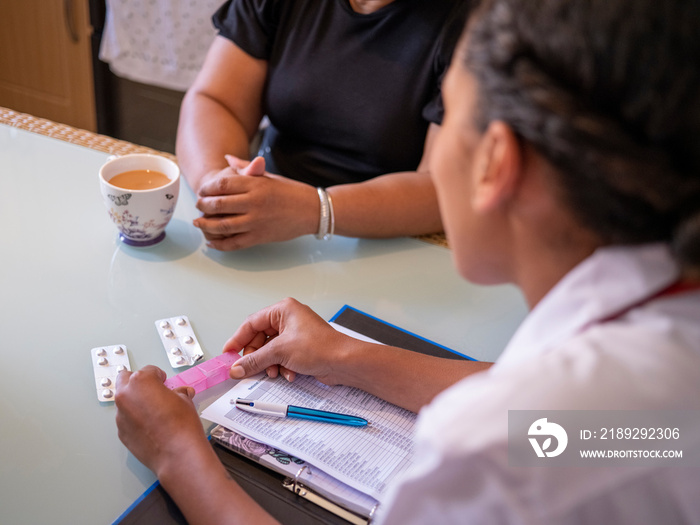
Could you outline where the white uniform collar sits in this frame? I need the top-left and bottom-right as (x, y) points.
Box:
(496, 243), (679, 369)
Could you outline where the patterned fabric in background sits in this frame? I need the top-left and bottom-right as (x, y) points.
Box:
(100, 0), (222, 91)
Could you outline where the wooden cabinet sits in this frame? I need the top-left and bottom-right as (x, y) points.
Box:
(0, 0), (96, 131)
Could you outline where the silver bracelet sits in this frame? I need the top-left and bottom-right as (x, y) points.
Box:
(315, 187), (335, 240)
(327, 189), (335, 238)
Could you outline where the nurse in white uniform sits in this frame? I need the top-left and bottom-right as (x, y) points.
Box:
(114, 0), (700, 523)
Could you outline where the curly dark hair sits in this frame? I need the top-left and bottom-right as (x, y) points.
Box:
(464, 0), (700, 272)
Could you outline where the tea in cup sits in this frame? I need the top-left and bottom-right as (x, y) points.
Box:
(99, 154), (180, 247)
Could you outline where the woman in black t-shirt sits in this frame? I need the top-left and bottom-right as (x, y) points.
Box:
(176, 0), (472, 250)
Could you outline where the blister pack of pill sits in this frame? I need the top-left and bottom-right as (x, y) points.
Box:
(155, 315), (204, 368)
(91, 345), (130, 402)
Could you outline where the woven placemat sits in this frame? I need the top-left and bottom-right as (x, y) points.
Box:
(413, 232), (448, 248)
(0, 107), (176, 161)
(0, 106), (448, 248)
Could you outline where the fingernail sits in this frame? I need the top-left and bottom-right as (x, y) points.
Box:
(283, 370), (291, 382)
(230, 365), (245, 379)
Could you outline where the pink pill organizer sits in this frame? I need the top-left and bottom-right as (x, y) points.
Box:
(164, 352), (241, 394)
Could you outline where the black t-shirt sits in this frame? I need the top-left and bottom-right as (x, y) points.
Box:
(213, 0), (472, 187)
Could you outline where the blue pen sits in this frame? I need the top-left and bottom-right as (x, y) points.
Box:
(234, 398), (369, 427)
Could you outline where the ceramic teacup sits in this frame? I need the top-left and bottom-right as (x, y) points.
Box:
(99, 154), (180, 247)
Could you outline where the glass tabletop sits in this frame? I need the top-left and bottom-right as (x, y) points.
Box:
(0, 124), (527, 524)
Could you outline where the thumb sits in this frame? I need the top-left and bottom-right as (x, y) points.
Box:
(173, 385), (196, 399)
(229, 343), (279, 379)
(224, 154), (247, 172)
(238, 156), (266, 177)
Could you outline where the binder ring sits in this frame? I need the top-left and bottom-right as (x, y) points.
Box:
(293, 465), (312, 494)
(368, 502), (380, 523)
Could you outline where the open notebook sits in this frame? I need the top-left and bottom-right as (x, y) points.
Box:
(114, 306), (471, 525)
(205, 373), (414, 523)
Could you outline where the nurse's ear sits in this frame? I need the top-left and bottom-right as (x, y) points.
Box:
(471, 121), (522, 214)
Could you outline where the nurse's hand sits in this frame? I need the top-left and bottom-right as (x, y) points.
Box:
(114, 366), (206, 476)
(193, 156), (319, 251)
(224, 298), (355, 385)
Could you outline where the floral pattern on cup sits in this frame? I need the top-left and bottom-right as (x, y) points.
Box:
(108, 206), (175, 241)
